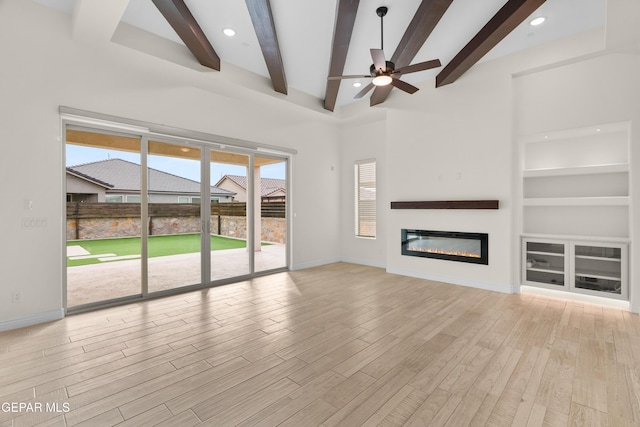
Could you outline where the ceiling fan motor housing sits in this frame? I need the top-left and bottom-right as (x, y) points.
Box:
(370, 61), (395, 75)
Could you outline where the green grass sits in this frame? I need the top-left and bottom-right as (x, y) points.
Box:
(67, 234), (268, 267)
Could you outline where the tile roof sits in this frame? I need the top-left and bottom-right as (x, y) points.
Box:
(218, 175), (286, 197)
(68, 159), (235, 196)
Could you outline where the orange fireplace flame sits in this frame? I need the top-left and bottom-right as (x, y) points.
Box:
(407, 246), (481, 258)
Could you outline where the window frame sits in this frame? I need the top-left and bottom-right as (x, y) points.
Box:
(354, 159), (376, 239)
(105, 195), (124, 203)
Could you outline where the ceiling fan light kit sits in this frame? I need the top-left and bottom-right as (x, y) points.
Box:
(372, 75), (392, 86)
(328, 6), (442, 101)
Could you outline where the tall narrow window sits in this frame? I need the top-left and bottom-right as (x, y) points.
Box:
(355, 160), (376, 238)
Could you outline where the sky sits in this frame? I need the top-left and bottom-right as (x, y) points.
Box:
(66, 145), (286, 184)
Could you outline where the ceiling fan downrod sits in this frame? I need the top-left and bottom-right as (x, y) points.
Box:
(377, 6), (388, 51)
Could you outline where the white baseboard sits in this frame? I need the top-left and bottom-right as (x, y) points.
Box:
(386, 267), (517, 294)
(521, 285), (631, 311)
(0, 309), (65, 332)
(631, 303), (640, 314)
(290, 257), (342, 271)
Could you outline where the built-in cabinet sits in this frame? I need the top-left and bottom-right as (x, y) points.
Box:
(520, 122), (630, 301)
(523, 238), (628, 300)
(523, 239), (567, 289)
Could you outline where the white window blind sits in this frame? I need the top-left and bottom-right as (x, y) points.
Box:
(355, 160), (376, 238)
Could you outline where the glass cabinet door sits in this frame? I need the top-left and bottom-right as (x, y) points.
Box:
(522, 239), (568, 289)
(570, 242), (627, 299)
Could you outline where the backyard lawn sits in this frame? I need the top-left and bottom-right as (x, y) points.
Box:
(67, 234), (266, 267)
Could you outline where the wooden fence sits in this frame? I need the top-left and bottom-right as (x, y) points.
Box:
(66, 201), (286, 242)
(66, 202), (285, 219)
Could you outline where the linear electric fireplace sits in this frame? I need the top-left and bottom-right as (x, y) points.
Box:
(401, 229), (489, 265)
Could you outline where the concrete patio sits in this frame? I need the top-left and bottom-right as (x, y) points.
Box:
(66, 244), (286, 307)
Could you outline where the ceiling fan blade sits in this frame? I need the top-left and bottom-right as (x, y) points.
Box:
(370, 48), (386, 72)
(327, 75), (371, 80)
(394, 59), (442, 75)
(390, 78), (419, 94)
(354, 82), (375, 99)
(370, 85), (390, 105)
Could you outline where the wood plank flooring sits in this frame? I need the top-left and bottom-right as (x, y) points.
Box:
(1, 262), (639, 426)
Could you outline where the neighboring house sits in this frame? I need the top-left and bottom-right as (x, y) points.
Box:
(66, 168), (113, 202)
(215, 175), (286, 203)
(66, 158), (236, 203)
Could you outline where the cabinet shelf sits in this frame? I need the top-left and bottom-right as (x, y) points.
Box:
(527, 266), (564, 275)
(523, 163), (628, 178)
(575, 255), (621, 262)
(522, 233), (630, 243)
(521, 123), (629, 211)
(576, 270), (621, 281)
(526, 250), (563, 257)
(523, 196), (629, 206)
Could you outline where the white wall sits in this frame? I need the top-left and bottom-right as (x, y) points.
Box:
(514, 53), (639, 135)
(339, 111), (388, 268)
(382, 64), (515, 293)
(0, 0), (342, 329)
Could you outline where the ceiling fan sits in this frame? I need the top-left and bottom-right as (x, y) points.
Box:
(328, 6), (442, 99)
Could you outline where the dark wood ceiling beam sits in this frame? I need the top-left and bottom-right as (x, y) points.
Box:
(371, 0), (454, 106)
(246, 0), (288, 95)
(151, 0), (220, 70)
(436, 0), (546, 87)
(324, 0), (360, 112)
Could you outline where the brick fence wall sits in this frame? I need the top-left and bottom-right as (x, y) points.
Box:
(66, 202), (286, 243)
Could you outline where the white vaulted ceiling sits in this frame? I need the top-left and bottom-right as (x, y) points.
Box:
(33, 0), (605, 110)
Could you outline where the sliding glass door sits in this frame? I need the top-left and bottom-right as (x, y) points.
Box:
(65, 122), (289, 311)
(210, 149), (250, 281)
(147, 141), (203, 293)
(65, 128), (143, 307)
(254, 155), (287, 273)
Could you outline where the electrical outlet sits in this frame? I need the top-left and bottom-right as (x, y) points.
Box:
(12, 291), (23, 303)
(21, 218), (48, 229)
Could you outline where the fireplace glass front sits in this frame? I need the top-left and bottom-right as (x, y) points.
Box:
(401, 229), (488, 265)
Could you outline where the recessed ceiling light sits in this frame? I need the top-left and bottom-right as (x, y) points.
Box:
(353, 82), (362, 88)
(529, 17), (546, 26)
(223, 28), (236, 37)
(180, 147), (190, 153)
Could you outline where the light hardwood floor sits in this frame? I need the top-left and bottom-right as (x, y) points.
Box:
(1, 262), (639, 426)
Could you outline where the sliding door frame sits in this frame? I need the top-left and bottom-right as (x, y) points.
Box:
(61, 107), (295, 315)
(63, 123), (147, 311)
